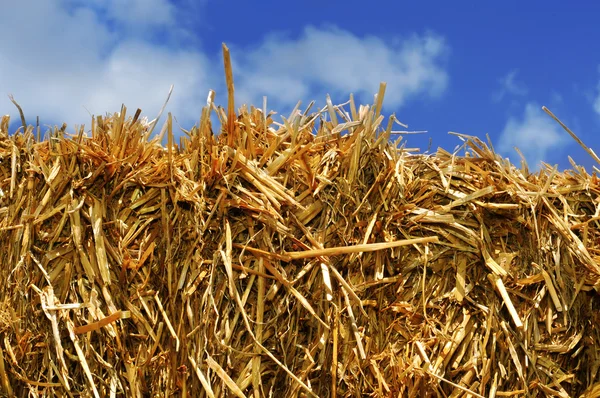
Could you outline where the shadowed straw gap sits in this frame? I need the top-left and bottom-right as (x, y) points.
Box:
(0, 44), (599, 397)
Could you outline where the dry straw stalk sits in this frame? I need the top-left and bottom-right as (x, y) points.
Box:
(0, 46), (599, 397)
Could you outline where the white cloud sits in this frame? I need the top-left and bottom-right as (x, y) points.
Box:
(0, 3), (450, 135)
(594, 82), (600, 116)
(0, 0), (212, 132)
(551, 91), (563, 105)
(594, 65), (600, 116)
(231, 26), (449, 111)
(493, 69), (527, 102)
(79, 0), (176, 27)
(498, 103), (568, 167)
(63, 0), (182, 36)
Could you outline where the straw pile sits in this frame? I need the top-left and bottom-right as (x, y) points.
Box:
(1, 48), (600, 397)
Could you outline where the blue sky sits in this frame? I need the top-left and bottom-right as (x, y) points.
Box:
(1, 1), (599, 170)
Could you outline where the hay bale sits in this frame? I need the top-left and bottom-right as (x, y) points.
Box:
(0, 65), (599, 397)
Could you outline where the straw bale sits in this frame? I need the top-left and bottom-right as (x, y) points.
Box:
(1, 68), (600, 397)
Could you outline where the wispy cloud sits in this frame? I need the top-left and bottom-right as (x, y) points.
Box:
(493, 69), (528, 102)
(594, 80), (600, 116)
(550, 91), (563, 105)
(66, 0), (178, 30)
(231, 26), (449, 111)
(497, 102), (568, 167)
(0, 3), (450, 133)
(0, 1), (212, 131)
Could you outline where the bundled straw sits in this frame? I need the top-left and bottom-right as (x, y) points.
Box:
(0, 46), (600, 397)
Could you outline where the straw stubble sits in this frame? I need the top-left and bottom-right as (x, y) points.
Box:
(0, 58), (599, 397)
